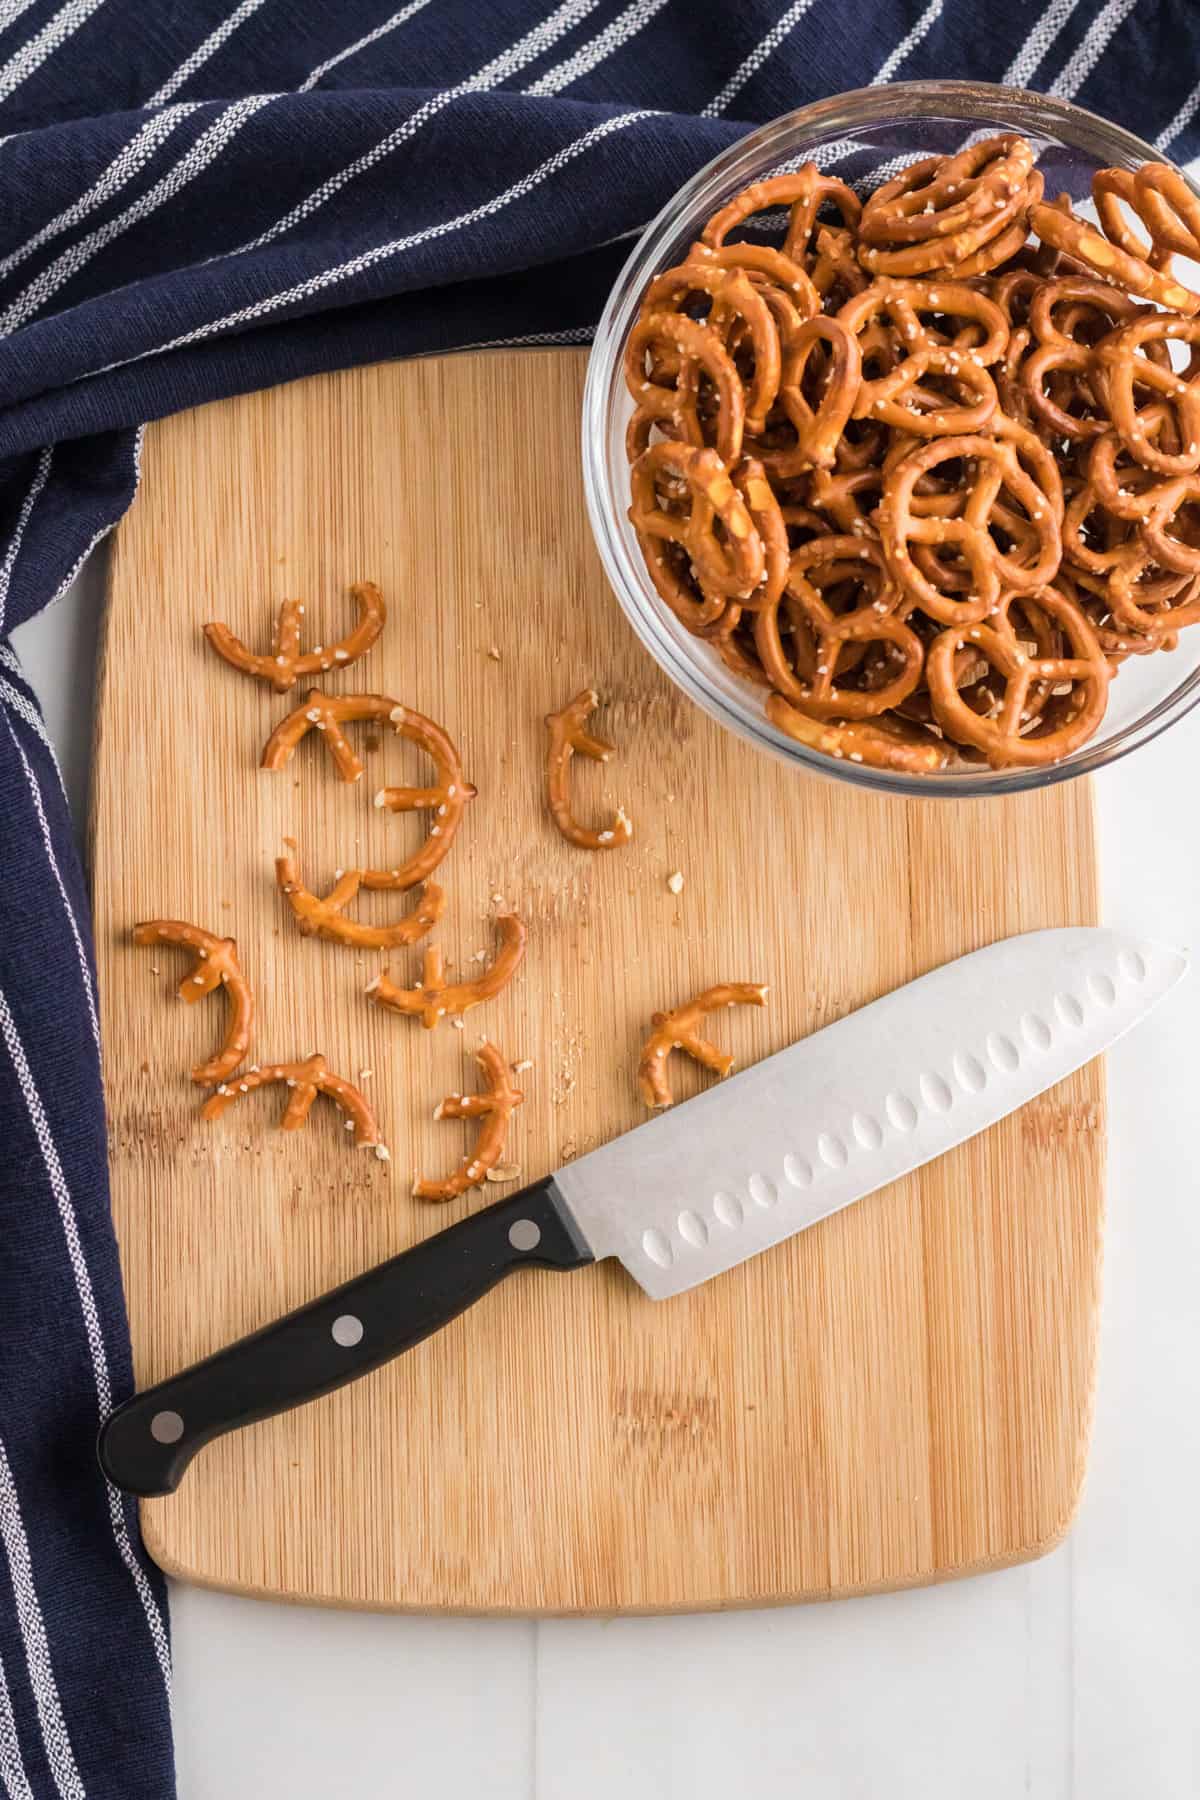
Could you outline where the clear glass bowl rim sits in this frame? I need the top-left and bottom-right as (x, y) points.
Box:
(581, 79), (1200, 799)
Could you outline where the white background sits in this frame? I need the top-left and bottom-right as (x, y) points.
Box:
(13, 549), (1199, 1799)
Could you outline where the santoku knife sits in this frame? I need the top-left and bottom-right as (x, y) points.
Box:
(99, 926), (1186, 1497)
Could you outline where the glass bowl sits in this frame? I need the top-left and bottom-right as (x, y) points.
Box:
(581, 80), (1200, 797)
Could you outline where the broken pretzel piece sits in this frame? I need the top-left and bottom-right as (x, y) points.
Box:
(261, 689), (394, 782)
(201, 1053), (388, 1158)
(545, 689), (632, 850)
(262, 691), (475, 888)
(132, 919), (254, 1086)
(275, 852), (444, 950)
(637, 982), (769, 1109)
(204, 582), (386, 694)
(366, 913), (526, 1030)
(372, 702), (477, 887)
(413, 1043), (524, 1201)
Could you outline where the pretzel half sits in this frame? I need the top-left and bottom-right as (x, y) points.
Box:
(412, 1043), (524, 1202)
(262, 690), (475, 887)
(201, 1053), (387, 1157)
(637, 982), (768, 1109)
(367, 914), (526, 1030)
(545, 690), (632, 850)
(275, 853), (444, 949)
(132, 919), (254, 1085)
(204, 582), (386, 693)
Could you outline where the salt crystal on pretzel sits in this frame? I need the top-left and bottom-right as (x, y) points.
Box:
(132, 919), (254, 1085)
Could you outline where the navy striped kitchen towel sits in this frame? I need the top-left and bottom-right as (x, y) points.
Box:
(1, 2), (1197, 1793)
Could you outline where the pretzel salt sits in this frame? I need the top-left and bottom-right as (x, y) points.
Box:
(544, 689), (632, 850)
(412, 1043), (524, 1202)
(275, 853), (444, 950)
(637, 982), (768, 1110)
(204, 582), (386, 693)
(201, 1053), (387, 1157)
(367, 913), (526, 1030)
(132, 919), (254, 1086)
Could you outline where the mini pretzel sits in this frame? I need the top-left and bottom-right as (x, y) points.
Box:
(624, 310), (746, 464)
(629, 441), (765, 610)
(638, 982), (768, 1110)
(132, 919), (254, 1086)
(367, 913), (526, 1030)
(204, 582), (386, 693)
(200, 1053), (387, 1156)
(545, 690), (632, 850)
(641, 261), (781, 434)
(765, 692), (952, 773)
(1030, 201), (1198, 316)
(412, 1043), (524, 1202)
(925, 586), (1110, 768)
(881, 434), (1061, 622)
(1092, 315), (1200, 477)
(275, 853), (445, 949)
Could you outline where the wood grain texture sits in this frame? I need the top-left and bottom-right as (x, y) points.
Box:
(91, 351), (1104, 1613)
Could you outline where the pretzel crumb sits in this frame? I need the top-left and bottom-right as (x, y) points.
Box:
(486, 1164), (522, 1183)
(666, 870), (685, 894)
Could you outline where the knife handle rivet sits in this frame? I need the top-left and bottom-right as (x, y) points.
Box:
(150, 1410), (184, 1445)
(508, 1219), (541, 1252)
(331, 1314), (364, 1348)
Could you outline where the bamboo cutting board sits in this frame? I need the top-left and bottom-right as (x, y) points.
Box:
(91, 351), (1104, 1613)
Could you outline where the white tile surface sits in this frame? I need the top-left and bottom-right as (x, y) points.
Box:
(12, 569), (1200, 1800)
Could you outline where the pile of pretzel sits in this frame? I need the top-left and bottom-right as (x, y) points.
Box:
(625, 137), (1200, 772)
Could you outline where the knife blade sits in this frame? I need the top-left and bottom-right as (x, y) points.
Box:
(98, 926), (1186, 1496)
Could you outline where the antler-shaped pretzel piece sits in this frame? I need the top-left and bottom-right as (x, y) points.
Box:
(412, 1043), (524, 1202)
(261, 689), (393, 781)
(545, 689), (633, 850)
(200, 1054), (388, 1158)
(275, 853), (445, 949)
(367, 914), (526, 1030)
(371, 703), (477, 886)
(132, 919), (254, 1086)
(637, 983), (769, 1110)
(204, 582), (386, 693)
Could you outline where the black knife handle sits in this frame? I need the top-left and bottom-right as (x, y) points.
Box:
(98, 1177), (593, 1497)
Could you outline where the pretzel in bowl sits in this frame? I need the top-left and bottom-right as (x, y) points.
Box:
(624, 139), (1200, 771)
(201, 1053), (388, 1159)
(132, 919), (254, 1085)
(412, 1043), (524, 1202)
(637, 982), (769, 1109)
(367, 913), (526, 1030)
(205, 582), (386, 692)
